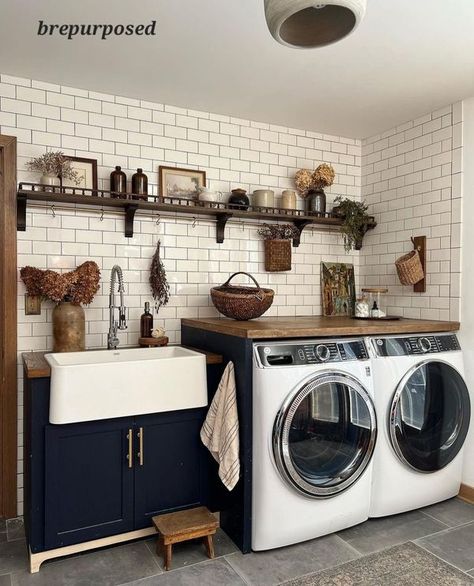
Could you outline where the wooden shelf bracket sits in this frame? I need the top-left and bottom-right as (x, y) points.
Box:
(216, 212), (233, 244)
(17, 193), (27, 231)
(292, 219), (312, 247)
(124, 203), (138, 238)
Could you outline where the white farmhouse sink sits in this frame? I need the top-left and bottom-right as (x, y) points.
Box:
(45, 347), (208, 424)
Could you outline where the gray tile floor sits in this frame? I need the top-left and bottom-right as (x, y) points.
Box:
(1, 498), (473, 585)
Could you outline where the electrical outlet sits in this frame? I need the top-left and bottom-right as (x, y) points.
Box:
(25, 294), (41, 316)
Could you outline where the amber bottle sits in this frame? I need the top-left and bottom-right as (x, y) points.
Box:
(132, 168), (148, 201)
(140, 302), (153, 338)
(110, 166), (127, 199)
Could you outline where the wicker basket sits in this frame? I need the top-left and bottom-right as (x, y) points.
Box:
(264, 239), (292, 272)
(395, 250), (424, 285)
(210, 272), (274, 320)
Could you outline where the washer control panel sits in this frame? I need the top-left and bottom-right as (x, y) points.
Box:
(256, 339), (369, 367)
(372, 333), (460, 357)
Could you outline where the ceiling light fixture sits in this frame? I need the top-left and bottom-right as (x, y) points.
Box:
(264, 0), (367, 49)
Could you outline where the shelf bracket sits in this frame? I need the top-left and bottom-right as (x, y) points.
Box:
(17, 194), (27, 231)
(292, 220), (312, 247)
(216, 212), (233, 244)
(124, 204), (138, 238)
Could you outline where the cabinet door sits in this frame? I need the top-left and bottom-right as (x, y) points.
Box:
(44, 418), (134, 549)
(134, 409), (208, 528)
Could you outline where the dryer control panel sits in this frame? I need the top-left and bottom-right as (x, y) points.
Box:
(372, 333), (460, 356)
(256, 339), (369, 367)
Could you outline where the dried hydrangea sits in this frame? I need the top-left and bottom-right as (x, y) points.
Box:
(294, 169), (313, 197)
(312, 163), (335, 190)
(258, 223), (299, 240)
(20, 262), (100, 305)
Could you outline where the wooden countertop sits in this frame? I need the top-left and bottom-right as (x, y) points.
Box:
(22, 346), (223, 380)
(181, 316), (460, 339)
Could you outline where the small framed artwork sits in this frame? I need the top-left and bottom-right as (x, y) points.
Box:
(60, 156), (98, 192)
(159, 166), (206, 200)
(321, 262), (356, 317)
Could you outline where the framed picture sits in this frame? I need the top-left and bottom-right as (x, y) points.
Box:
(321, 262), (356, 317)
(159, 166), (206, 200)
(60, 156), (98, 191)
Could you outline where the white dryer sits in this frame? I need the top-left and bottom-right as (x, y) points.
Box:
(252, 338), (377, 551)
(368, 333), (471, 517)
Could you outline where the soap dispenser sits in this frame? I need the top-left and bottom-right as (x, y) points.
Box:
(140, 302), (153, 338)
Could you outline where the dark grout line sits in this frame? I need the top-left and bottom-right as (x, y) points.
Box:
(411, 540), (474, 576)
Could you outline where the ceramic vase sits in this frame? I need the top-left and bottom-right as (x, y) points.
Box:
(306, 189), (326, 216)
(40, 173), (60, 193)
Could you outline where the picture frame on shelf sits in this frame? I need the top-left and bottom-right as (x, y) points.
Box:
(159, 165), (206, 200)
(321, 261), (356, 317)
(60, 156), (98, 192)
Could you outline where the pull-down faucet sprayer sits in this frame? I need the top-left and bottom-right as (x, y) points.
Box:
(108, 265), (127, 349)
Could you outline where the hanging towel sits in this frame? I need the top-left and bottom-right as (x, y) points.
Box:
(200, 361), (240, 491)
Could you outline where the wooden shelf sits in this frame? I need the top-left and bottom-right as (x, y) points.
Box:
(17, 183), (376, 247)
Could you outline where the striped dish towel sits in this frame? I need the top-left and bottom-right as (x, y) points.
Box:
(200, 361), (240, 491)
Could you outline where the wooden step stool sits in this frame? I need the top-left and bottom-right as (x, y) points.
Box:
(152, 506), (219, 571)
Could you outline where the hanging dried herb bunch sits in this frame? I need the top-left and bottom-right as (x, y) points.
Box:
(20, 261), (100, 304)
(150, 240), (170, 311)
(258, 223), (299, 240)
(26, 151), (83, 184)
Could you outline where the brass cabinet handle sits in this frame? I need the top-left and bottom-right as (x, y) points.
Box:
(138, 427), (144, 466)
(126, 428), (133, 468)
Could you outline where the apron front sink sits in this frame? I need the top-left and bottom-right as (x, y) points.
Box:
(45, 346), (208, 424)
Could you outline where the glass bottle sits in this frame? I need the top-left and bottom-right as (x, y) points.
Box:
(132, 168), (148, 201)
(110, 166), (127, 199)
(140, 302), (153, 338)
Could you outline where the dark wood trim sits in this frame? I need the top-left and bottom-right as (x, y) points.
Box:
(62, 156), (98, 191)
(459, 483), (474, 504)
(0, 134), (17, 518)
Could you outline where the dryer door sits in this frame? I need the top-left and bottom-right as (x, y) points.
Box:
(390, 360), (471, 472)
(273, 372), (377, 498)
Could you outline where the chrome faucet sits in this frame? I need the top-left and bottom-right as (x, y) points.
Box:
(108, 265), (127, 349)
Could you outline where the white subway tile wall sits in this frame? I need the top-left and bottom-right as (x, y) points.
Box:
(359, 104), (461, 321)
(1, 73), (363, 514)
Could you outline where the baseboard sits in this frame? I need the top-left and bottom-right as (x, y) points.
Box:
(458, 483), (474, 504)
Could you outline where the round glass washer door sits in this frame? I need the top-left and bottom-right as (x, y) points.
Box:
(273, 372), (377, 498)
(390, 360), (471, 472)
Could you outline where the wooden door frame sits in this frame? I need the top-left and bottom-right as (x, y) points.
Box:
(0, 134), (17, 518)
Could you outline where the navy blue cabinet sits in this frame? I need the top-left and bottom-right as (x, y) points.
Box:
(24, 375), (209, 553)
(44, 418), (135, 548)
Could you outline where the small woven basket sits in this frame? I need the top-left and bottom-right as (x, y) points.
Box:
(210, 272), (274, 320)
(395, 250), (424, 285)
(264, 239), (291, 272)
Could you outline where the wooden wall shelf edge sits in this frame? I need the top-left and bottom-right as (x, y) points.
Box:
(17, 184), (376, 248)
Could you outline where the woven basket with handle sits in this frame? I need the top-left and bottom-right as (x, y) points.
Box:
(210, 272), (274, 320)
(395, 250), (424, 285)
(264, 239), (291, 272)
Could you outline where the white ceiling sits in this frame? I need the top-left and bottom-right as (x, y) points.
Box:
(1, 0), (474, 138)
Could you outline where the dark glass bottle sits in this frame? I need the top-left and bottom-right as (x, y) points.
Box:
(132, 168), (148, 201)
(110, 166), (127, 199)
(140, 302), (153, 338)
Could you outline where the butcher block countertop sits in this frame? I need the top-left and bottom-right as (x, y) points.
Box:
(181, 316), (460, 340)
(22, 346), (223, 380)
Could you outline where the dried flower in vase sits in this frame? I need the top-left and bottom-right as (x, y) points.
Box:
(150, 241), (170, 312)
(294, 169), (313, 197)
(258, 223), (299, 240)
(312, 163), (335, 190)
(26, 151), (83, 185)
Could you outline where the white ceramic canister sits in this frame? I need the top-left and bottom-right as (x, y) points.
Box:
(281, 190), (296, 210)
(197, 187), (223, 203)
(253, 189), (275, 208)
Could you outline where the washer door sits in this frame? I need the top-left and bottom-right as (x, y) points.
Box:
(273, 372), (377, 498)
(390, 360), (471, 472)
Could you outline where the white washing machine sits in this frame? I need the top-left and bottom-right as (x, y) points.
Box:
(252, 338), (377, 551)
(368, 333), (471, 517)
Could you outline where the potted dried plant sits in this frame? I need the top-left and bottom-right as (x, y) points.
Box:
(294, 163), (335, 216)
(333, 196), (371, 252)
(26, 151), (83, 190)
(258, 223), (299, 271)
(20, 261), (100, 352)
